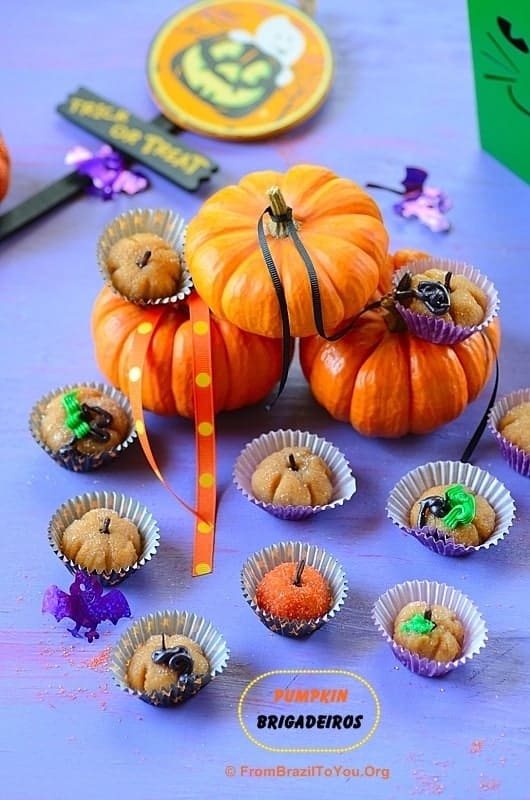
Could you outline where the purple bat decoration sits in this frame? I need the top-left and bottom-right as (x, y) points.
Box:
(65, 144), (149, 200)
(367, 166), (452, 232)
(42, 571), (131, 642)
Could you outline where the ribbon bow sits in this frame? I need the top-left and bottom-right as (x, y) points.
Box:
(65, 144), (149, 200)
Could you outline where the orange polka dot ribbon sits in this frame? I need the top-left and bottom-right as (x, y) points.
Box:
(128, 295), (217, 576)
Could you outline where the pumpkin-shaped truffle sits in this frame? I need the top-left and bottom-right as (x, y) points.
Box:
(61, 508), (142, 573)
(186, 164), (389, 338)
(127, 633), (209, 694)
(91, 286), (284, 417)
(255, 560), (332, 620)
(393, 601), (464, 662)
(106, 232), (182, 302)
(410, 483), (496, 547)
(251, 446), (333, 506)
(498, 402), (530, 453)
(398, 267), (487, 327)
(39, 386), (131, 455)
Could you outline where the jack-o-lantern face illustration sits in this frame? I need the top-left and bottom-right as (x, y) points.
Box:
(468, 1), (530, 183)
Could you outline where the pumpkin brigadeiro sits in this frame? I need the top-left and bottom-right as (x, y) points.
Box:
(185, 164), (390, 339)
(61, 508), (142, 573)
(410, 483), (496, 547)
(393, 601), (464, 662)
(106, 232), (182, 302)
(251, 446), (333, 506)
(498, 402), (530, 453)
(397, 267), (487, 327)
(256, 560), (332, 621)
(127, 633), (209, 694)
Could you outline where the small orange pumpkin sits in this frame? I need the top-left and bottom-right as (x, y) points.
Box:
(299, 251), (500, 438)
(185, 164), (389, 339)
(91, 287), (284, 417)
(0, 134), (10, 202)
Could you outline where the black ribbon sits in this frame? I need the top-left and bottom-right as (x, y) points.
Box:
(459, 333), (500, 464)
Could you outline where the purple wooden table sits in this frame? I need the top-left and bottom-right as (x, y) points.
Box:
(1, 2), (529, 798)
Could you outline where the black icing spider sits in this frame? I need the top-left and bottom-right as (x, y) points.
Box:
(394, 271), (453, 316)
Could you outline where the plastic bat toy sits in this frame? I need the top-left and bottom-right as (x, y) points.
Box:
(367, 166), (452, 232)
(42, 571), (131, 642)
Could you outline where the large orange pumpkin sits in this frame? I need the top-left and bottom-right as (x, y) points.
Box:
(0, 134), (10, 202)
(185, 164), (389, 339)
(299, 249), (500, 438)
(91, 287), (284, 417)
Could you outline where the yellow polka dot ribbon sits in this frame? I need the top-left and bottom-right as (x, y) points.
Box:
(127, 295), (217, 576)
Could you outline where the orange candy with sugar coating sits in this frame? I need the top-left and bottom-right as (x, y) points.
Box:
(256, 561), (332, 620)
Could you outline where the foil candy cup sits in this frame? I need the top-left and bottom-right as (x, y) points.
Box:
(29, 381), (137, 472)
(233, 429), (356, 521)
(372, 579), (488, 677)
(393, 257), (499, 344)
(386, 460), (515, 557)
(97, 207), (193, 305)
(48, 490), (160, 587)
(241, 540), (348, 638)
(488, 387), (530, 478)
(110, 610), (230, 707)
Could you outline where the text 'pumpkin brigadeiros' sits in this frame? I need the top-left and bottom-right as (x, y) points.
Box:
(300, 251), (501, 438)
(185, 164), (390, 339)
(91, 286), (284, 417)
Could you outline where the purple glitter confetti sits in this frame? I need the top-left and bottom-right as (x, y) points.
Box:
(42, 571), (131, 642)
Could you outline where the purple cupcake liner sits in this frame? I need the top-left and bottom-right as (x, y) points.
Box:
(97, 207), (193, 306)
(241, 541), (348, 638)
(488, 388), (530, 478)
(372, 579), (488, 677)
(110, 610), (230, 707)
(393, 257), (499, 344)
(386, 460), (515, 557)
(233, 429), (356, 521)
(29, 381), (137, 472)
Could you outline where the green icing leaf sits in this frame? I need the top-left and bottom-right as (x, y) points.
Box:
(400, 613), (436, 635)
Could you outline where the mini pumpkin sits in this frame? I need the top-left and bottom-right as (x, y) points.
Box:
(0, 134), (10, 202)
(299, 252), (500, 438)
(185, 164), (389, 339)
(61, 508), (142, 573)
(251, 446), (333, 506)
(393, 602), (464, 662)
(91, 287), (284, 416)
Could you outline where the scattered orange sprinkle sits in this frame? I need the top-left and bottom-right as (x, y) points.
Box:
(470, 739), (486, 754)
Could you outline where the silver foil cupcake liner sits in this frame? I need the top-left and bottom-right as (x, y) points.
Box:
(488, 388), (530, 478)
(393, 257), (499, 344)
(386, 460), (515, 557)
(29, 381), (137, 472)
(233, 429), (356, 521)
(110, 610), (230, 706)
(372, 579), (487, 677)
(48, 491), (160, 586)
(241, 540), (348, 638)
(97, 207), (193, 305)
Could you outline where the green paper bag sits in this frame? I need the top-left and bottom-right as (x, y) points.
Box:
(468, 1), (530, 184)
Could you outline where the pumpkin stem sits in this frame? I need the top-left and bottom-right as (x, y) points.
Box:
(293, 559), (306, 587)
(99, 516), (111, 534)
(380, 296), (408, 333)
(136, 250), (151, 268)
(266, 186), (300, 238)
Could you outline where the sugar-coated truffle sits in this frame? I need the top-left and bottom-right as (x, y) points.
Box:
(40, 386), (130, 455)
(410, 483), (495, 547)
(107, 232), (182, 301)
(393, 601), (464, 662)
(251, 446), (333, 506)
(127, 633), (209, 694)
(498, 401), (530, 453)
(61, 508), (142, 573)
(255, 560), (332, 620)
(404, 268), (487, 326)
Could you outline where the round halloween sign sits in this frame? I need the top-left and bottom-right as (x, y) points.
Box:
(147, 0), (334, 140)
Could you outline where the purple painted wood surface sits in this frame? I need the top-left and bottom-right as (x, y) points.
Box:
(1, 1), (529, 798)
